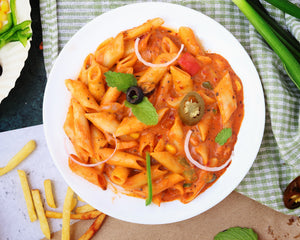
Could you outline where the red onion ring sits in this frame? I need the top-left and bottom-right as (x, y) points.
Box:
(184, 130), (232, 171)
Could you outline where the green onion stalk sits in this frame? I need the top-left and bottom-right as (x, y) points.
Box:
(232, 0), (300, 91)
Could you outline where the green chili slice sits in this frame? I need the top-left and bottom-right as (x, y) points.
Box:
(178, 91), (205, 126)
(145, 152), (152, 206)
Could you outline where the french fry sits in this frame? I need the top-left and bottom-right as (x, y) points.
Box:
(0, 140), (36, 176)
(45, 210), (102, 220)
(78, 214), (106, 240)
(70, 196), (78, 211)
(32, 189), (51, 240)
(75, 204), (96, 214)
(62, 187), (74, 240)
(44, 179), (57, 208)
(17, 170), (37, 222)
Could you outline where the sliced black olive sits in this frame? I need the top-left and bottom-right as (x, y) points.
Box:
(178, 91), (205, 126)
(126, 86), (144, 104)
(0, 64), (2, 76)
(283, 176), (300, 209)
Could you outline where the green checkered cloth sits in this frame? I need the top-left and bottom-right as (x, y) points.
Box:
(40, 0), (300, 215)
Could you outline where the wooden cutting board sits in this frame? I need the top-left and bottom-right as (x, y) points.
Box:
(47, 191), (300, 239)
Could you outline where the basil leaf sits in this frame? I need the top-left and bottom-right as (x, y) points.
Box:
(214, 227), (258, 240)
(125, 97), (158, 126)
(215, 128), (232, 145)
(104, 71), (137, 93)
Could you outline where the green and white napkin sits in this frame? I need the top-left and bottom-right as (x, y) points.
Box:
(40, 0), (300, 215)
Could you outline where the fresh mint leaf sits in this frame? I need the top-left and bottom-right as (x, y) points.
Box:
(104, 71), (137, 93)
(125, 97), (158, 126)
(214, 227), (258, 240)
(215, 128), (232, 145)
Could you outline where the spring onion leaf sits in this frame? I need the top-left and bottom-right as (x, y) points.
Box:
(264, 0), (300, 19)
(145, 152), (152, 206)
(232, 0), (300, 91)
(10, 0), (17, 25)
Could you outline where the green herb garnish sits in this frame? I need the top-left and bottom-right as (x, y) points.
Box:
(214, 227), (258, 240)
(104, 71), (137, 93)
(215, 128), (232, 146)
(202, 81), (213, 90)
(145, 152), (152, 206)
(104, 71), (159, 126)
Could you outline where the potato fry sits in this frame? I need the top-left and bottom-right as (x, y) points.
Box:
(45, 210), (102, 220)
(17, 170), (37, 222)
(71, 197), (78, 211)
(78, 214), (106, 240)
(62, 187), (74, 240)
(0, 140), (36, 176)
(75, 204), (96, 214)
(44, 179), (57, 208)
(32, 189), (51, 240)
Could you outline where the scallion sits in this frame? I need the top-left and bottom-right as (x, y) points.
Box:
(145, 152), (152, 206)
(264, 0), (300, 19)
(232, 0), (300, 91)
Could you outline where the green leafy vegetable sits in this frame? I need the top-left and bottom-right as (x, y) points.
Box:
(125, 97), (158, 126)
(247, 0), (300, 62)
(214, 227), (258, 240)
(145, 152), (152, 206)
(264, 0), (300, 19)
(232, 0), (300, 91)
(10, 0), (17, 25)
(215, 128), (232, 145)
(104, 71), (137, 93)
(104, 71), (158, 125)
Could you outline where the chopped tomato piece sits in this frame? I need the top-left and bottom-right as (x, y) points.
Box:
(178, 52), (201, 76)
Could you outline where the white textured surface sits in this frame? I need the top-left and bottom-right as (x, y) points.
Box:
(0, 125), (79, 240)
(0, 0), (31, 103)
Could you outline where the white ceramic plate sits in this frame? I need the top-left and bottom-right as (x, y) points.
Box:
(0, 0), (31, 103)
(43, 2), (265, 224)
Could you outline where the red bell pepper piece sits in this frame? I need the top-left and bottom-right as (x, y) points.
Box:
(178, 52), (201, 76)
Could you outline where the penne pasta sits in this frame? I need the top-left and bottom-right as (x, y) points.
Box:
(65, 79), (100, 112)
(72, 99), (94, 159)
(150, 152), (184, 174)
(96, 33), (124, 68)
(123, 17), (164, 39)
(138, 53), (177, 94)
(87, 63), (106, 102)
(85, 111), (120, 135)
(170, 66), (193, 96)
(69, 155), (107, 190)
(98, 148), (145, 170)
(178, 26), (204, 56)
